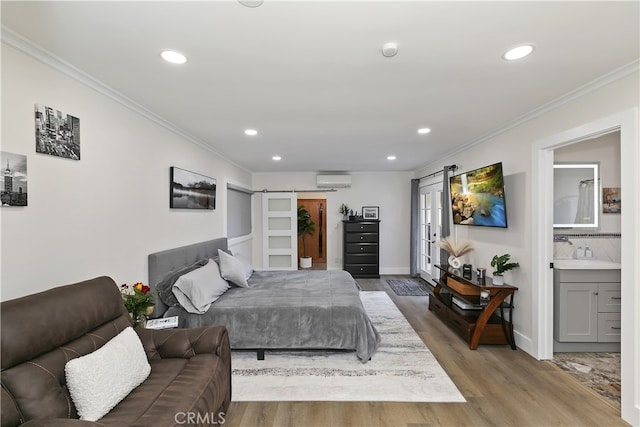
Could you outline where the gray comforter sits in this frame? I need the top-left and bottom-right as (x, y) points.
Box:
(165, 269), (380, 362)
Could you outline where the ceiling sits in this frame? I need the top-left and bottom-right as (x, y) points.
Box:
(2, 1), (639, 173)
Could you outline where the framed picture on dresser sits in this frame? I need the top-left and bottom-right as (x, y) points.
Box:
(362, 206), (379, 220)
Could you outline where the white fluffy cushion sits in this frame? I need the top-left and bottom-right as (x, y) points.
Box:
(218, 249), (250, 287)
(65, 327), (151, 421)
(172, 259), (231, 313)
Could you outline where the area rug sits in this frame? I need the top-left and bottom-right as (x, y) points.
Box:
(551, 352), (621, 406)
(386, 278), (431, 296)
(231, 291), (465, 402)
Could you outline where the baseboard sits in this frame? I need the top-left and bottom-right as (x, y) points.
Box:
(379, 267), (411, 275)
(514, 330), (534, 357)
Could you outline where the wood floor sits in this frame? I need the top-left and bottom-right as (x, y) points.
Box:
(224, 276), (628, 427)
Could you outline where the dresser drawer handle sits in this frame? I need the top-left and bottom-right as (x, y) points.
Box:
(360, 267), (364, 271)
(360, 236), (363, 240)
(611, 326), (621, 330)
(360, 247), (364, 251)
(611, 297), (621, 300)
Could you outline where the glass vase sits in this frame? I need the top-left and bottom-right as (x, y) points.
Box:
(130, 312), (147, 328)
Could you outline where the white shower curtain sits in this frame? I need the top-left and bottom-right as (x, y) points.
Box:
(574, 181), (595, 224)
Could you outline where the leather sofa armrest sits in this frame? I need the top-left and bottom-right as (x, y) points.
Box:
(21, 420), (100, 426)
(136, 326), (230, 361)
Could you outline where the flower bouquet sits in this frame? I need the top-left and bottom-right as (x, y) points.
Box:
(121, 282), (154, 327)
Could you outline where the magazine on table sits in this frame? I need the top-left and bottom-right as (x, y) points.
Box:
(145, 316), (179, 329)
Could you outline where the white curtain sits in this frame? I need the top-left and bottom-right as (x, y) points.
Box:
(574, 181), (595, 224)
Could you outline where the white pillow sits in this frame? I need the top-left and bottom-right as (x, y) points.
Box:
(218, 249), (250, 287)
(238, 258), (254, 283)
(172, 259), (230, 314)
(65, 327), (150, 421)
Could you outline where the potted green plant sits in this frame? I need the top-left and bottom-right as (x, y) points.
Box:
(297, 205), (316, 268)
(490, 254), (519, 285)
(339, 203), (350, 220)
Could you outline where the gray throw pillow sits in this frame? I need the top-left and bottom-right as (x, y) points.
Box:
(218, 249), (249, 287)
(172, 259), (230, 314)
(155, 259), (208, 307)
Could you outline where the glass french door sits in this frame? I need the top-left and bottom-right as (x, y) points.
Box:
(419, 183), (442, 282)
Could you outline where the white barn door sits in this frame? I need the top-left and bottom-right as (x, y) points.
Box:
(262, 192), (298, 270)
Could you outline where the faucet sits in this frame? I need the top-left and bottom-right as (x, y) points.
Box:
(553, 234), (573, 245)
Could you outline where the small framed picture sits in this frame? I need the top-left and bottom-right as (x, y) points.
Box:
(602, 187), (621, 214)
(362, 206), (379, 220)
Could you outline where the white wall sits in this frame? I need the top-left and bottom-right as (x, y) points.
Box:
(415, 72), (638, 350)
(0, 44), (251, 300)
(251, 171), (412, 274)
(416, 71), (639, 425)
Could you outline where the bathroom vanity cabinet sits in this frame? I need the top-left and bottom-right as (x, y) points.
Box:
(554, 269), (621, 352)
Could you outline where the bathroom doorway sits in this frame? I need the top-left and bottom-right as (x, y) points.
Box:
(531, 108), (638, 423)
(297, 194), (327, 269)
(551, 131), (621, 407)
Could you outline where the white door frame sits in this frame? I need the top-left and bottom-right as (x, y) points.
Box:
(531, 108), (639, 425)
(419, 181), (443, 283)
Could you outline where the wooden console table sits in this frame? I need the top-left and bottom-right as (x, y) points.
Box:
(429, 264), (518, 350)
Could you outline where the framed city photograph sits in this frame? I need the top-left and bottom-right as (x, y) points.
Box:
(34, 104), (81, 160)
(362, 206), (379, 220)
(1, 151), (28, 207)
(170, 167), (216, 210)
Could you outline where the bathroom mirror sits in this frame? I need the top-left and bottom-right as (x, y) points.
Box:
(553, 162), (599, 228)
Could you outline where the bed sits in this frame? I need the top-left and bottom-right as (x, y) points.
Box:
(148, 238), (380, 362)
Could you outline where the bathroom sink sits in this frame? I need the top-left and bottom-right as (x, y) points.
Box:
(553, 259), (621, 270)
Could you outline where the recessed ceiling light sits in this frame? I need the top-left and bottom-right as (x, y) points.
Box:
(417, 128), (431, 134)
(272, 155), (281, 161)
(244, 129), (258, 136)
(387, 155), (397, 161)
(381, 42), (399, 58)
(503, 44), (535, 61)
(238, 0), (264, 7)
(160, 50), (187, 64)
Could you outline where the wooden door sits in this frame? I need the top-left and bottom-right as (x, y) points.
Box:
(297, 199), (327, 263)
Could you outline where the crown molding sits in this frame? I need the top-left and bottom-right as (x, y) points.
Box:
(1, 26), (251, 174)
(415, 58), (640, 176)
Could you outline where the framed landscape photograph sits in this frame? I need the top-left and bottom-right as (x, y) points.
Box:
(170, 167), (216, 210)
(34, 104), (81, 160)
(362, 206), (379, 220)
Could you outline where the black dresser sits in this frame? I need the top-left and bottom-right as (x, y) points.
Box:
(342, 220), (380, 278)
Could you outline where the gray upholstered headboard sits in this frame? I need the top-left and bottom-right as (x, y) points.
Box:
(148, 237), (228, 316)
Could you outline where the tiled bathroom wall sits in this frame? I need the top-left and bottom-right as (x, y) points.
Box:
(553, 233), (621, 262)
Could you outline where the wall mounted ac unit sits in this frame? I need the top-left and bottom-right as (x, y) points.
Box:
(316, 174), (352, 188)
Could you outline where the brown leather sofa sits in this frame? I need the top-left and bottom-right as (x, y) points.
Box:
(1, 276), (231, 426)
